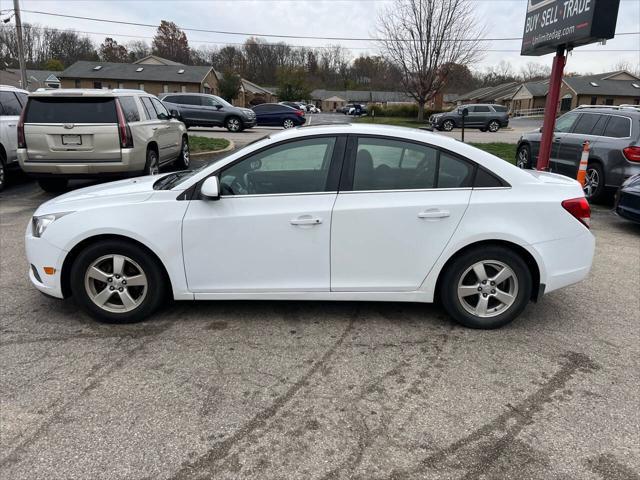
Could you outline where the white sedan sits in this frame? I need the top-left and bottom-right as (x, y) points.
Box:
(26, 124), (595, 329)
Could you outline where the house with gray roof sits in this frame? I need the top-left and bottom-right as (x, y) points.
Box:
(59, 61), (220, 96)
(310, 89), (419, 112)
(3, 69), (61, 91)
(558, 71), (640, 112)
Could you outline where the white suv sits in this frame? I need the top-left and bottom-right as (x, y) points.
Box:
(17, 89), (189, 192)
(0, 85), (29, 191)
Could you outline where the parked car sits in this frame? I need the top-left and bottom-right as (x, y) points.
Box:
(252, 103), (306, 128)
(347, 104), (367, 116)
(308, 105), (321, 114)
(0, 85), (29, 191)
(280, 101), (306, 111)
(430, 104), (509, 132)
(614, 173), (640, 223)
(25, 124), (594, 329)
(516, 105), (640, 202)
(18, 89), (188, 192)
(341, 104), (356, 114)
(159, 93), (256, 132)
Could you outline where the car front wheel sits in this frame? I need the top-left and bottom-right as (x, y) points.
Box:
(442, 120), (455, 131)
(70, 240), (167, 323)
(175, 136), (190, 169)
(226, 116), (242, 132)
(440, 246), (532, 329)
(488, 120), (500, 132)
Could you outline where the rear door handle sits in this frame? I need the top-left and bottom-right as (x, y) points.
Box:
(8, 124), (16, 127)
(418, 209), (450, 219)
(290, 216), (322, 226)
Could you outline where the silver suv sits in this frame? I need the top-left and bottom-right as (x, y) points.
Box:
(430, 104), (510, 132)
(0, 85), (29, 191)
(18, 89), (188, 192)
(516, 105), (640, 202)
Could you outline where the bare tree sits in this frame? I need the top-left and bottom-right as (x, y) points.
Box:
(377, 0), (483, 121)
(520, 61), (551, 82)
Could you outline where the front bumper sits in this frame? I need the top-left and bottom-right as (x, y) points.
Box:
(615, 189), (640, 223)
(243, 118), (257, 128)
(25, 228), (67, 299)
(18, 148), (143, 178)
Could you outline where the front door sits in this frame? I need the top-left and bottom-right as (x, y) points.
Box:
(182, 136), (344, 293)
(555, 113), (605, 178)
(150, 97), (181, 161)
(548, 112), (579, 173)
(331, 136), (472, 291)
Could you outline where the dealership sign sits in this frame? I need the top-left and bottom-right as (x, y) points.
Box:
(521, 0), (621, 56)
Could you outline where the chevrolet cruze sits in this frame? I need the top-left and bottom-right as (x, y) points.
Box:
(26, 124), (595, 329)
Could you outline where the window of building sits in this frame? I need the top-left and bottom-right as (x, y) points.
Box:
(93, 81), (102, 89)
(163, 84), (169, 93)
(138, 83), (144, 91)
(181, 85), (187, 93)
(605, 98), (614, 105)
(74, 79), (81, 88)
(590, 96), (597, 105)
(118, 82), (125, 89)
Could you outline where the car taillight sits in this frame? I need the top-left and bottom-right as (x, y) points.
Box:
(17, 107), (27, 149)
(115, 99), (133, 148)
(295, 110), (304, 117)
(623, 146), (640, 162)
(562, 197), (591, 229)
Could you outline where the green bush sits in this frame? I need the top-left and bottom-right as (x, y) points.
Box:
(369, 104), (444, 119)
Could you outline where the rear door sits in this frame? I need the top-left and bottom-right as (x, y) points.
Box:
(23, 96), (121, 162)
(0, 91), (26, 164)
(469, 105), (491, 127)
(554, 112), (606, 178)
(331, 136), (473, 292)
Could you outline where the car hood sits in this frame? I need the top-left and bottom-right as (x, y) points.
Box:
(35, 175), (161, 215)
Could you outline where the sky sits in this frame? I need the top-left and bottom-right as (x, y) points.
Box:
(9, 0), (640, 76)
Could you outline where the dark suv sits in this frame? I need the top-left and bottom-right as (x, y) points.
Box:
(430, 104), (509, 132)
(516, 105), (640, 201)
(159, 93), (256, 132)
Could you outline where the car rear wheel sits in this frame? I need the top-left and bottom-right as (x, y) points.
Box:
(488, 120), (500, 132)
(225, 116), (242, 132)
(175, 136), (190, 169)
(283, 119), (295, 129)
(144, 148), (159, 176)
(583, 163), (605, 203)
(442, 120), (455, 131)
(440, 246), (532, 329)
(516, 144), (532, 169)
(70, 240), (167, 323)
(38, 178), (68, 192)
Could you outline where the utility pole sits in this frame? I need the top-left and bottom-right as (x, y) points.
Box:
(13, 0), (28, 90)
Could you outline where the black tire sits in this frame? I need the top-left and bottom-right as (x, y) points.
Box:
(442, 120), (455, 132)
(479, 127), (487, 132)
(440, 246), (532, 329)
(175, 136), (190, 169)
(516, 144), (532, 169)
(488, 120), (500, 132)
(0, 150), (6, 192)
(225, 116), (242, 132)
(283, 118), (296, 129)
(144, 147), (159, 176)
(583, 162), (605, 203)
(38, 178), (68, 192)
(70, 240), (167, 323)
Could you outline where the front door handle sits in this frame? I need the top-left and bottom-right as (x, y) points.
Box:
(418, 209), (450, 219)
(553, 137), (561, 142)
(290, 215), (322, 226)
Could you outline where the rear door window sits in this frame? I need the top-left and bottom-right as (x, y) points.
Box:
(118, 96), (140, 122)
(140, 97), (156, 120)
(492, 105), (508, 112)
(572, 113), (602, 135)
(25, 97), (117, 123)
(473, 106), (491, 113)
(0, 91), (24, 116)
(603, 116), (631, 138)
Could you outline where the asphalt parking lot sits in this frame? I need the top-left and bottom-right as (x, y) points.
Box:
(1, 154), (639, 479)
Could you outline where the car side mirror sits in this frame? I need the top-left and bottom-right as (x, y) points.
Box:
(201, 176), (220, 200)
(215, 104), (223, 110)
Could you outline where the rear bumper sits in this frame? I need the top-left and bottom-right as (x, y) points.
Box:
(18, 148), (144, 177)
(533, 230), (595, 294)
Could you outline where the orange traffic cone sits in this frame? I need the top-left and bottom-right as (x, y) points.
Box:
(577, 141), (590, 186)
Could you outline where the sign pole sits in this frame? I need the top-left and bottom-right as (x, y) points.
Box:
(536, 46), (566, 171)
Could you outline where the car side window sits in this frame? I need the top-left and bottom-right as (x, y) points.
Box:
(219, 137), (336, 196)
(150, 98), (170, 120)
(201, 96), (221, 108)
(572, 113), (601, 135)
(554, 113), (579, 133)
(438, 152), (474, 188)
(118, 96), (141, 122)
(352, 138), (438, 191)
(603, 116), (631, 138)
(474, 106), (491, 113)
(0, 92), (23, 116)
(140, 97), (155, 120)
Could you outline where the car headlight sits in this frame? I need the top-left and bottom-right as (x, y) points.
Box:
(32, 212), (72, 238)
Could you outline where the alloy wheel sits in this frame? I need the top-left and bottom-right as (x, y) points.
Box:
(147, 152), (159, 175)
(283, 119), (295, 129)
(182, 141), (190, 167)
(443, 120), (454, 131)
(227, 118), (241, 132)
(488, 121), (500, 132)
(0, 163), (5, 190)
(583, 168), (599, 199)
(516, 148), (529, 169)
(457, 260), (519, 318)
(84, 254), (148, 313)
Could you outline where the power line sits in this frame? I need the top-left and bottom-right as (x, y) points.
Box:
(4, 24), (638, 53)
(17, 9), (640, 43)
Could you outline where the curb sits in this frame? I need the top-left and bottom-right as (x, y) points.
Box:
(190, 139), (235, 158)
